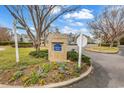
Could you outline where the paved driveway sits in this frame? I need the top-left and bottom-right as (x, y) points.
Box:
(119, 46), (124, 56)
(66, 49), (124, 88)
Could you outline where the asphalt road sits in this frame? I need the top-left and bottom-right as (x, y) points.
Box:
(119, 47), (124, 56)
(65, 49), (124, 88)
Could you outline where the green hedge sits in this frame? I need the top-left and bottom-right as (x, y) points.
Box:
(67, 50), (78, 61)
(120, 38), (124, 45)
(0, 41), (14, 46)
(120, 42), (124, 45)
(11, 42), (33, 48)
(29, 50), (48, 59)
(101, 43), (117, 47)
(29, 49), (91, 65)
(0, 41), (33, 48)
(67, 50), (91, 65)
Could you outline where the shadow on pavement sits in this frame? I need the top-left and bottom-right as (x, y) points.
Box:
(64, 62), (111, 88)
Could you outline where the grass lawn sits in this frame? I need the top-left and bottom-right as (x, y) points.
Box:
(85, 46), (119, 54)
(0, 46), (47, 70)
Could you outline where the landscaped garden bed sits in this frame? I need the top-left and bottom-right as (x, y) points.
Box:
(0, 46), (91, 87)
(85, 46), (119, 54)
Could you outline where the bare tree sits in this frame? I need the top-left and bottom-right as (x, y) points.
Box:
(0, 27), (11, 41)
(5, 5), (78, 51)
(42, 27), (50, 47)
(88, 6), (124, 47)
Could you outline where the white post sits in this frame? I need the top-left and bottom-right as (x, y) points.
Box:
(77, 32), (87, 69)
(78, 33), (82, 69)
(13, 20), (19, 63)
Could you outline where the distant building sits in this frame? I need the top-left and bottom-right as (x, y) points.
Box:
(43, 28), (94, 46)
(9, 27), (94, 45)
(67, 33), (78, 45)
(10, 32), (32, 42)
(20, 34), (32, 42)
(67, 33), (94, 45)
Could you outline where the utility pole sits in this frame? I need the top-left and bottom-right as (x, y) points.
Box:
(13, 20), (19, 64)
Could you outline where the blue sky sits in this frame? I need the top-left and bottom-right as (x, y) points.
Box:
(0, 5), (104, 37)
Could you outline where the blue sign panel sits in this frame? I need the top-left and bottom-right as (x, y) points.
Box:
(54, 43), (62, 51)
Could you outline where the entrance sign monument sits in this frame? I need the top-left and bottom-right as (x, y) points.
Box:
(77, 33), (87, 68)
(48, 32), (67, 62)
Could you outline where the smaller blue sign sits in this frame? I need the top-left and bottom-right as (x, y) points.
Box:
(54, 43), (62, 51)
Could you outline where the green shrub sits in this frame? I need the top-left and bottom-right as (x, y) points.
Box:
(29, 72), (39, 84)
(42, 63), (51, 73)
(120, 38), (124, 45)
(88, 42), (95, 44)
(29, 50), (48, 59)
(11, 42), (33, 48)
(120, 42), (124, 45)
(23, 72), (40, 86)
(67, 50), (91, 65)
(58, 63), (66, 74)
(0, 41), (33, 47)
(51, 62), (59, 70)
(101, 43), (117, 47)
(67, 50), (78, 61)
(58, 63), (66, 70)
(0, 41), (14, 46)
(29, 49), (91, 65)
(82, 55), (91, 65)
(9, 71), (23, 82)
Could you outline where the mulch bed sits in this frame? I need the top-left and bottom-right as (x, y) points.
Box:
(0, 61), (90, 87)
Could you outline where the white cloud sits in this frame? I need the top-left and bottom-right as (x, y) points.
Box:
(30, 27), (35, 31)
(61, 26), (89, 35)
(51, 6), (61, 14)
(62, 26), (74, 34)
(89, 34), (94, 39)
(64, 9), (94, 19)
(70, 22), (84, 26)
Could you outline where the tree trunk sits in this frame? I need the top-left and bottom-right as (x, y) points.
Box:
(110, 41), (114, 48)
(43, 39), (47, 47)
(35, 41), (41, 52)
(44, 42), (46, 47)
(117, 40), (120, 48)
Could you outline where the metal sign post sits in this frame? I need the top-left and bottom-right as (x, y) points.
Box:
(77, 33), (87, 69)
(13, 20), (19, 64)
(77, 34), (82, 69)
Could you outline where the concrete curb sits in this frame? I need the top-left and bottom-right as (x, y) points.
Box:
(0, 65), (92, 88)
(85, 48), (119, 54)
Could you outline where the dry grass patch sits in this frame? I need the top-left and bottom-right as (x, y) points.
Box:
(85, 46), (119, 54)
